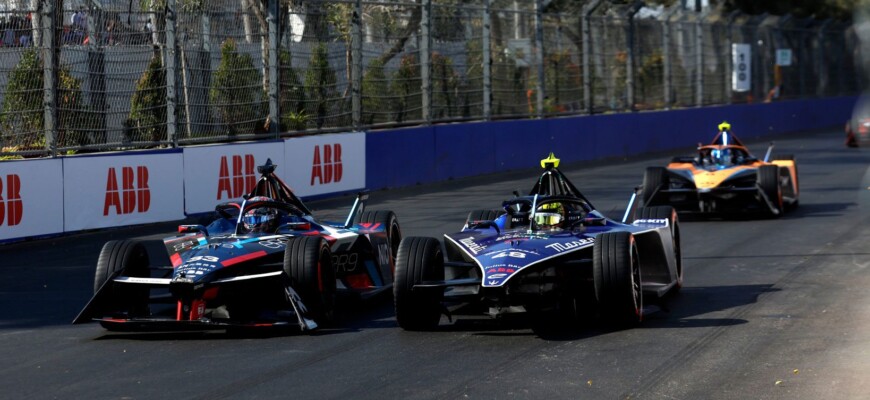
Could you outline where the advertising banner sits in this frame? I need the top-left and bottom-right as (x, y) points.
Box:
(63, 152), (185, 231)
(732, 43), (751, 92)
(284, 132), (366, 197)
(182, 142), (284, 214)
(0, 159), (64, 241)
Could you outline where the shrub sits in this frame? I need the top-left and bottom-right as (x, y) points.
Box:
(278, 50), (306, 131)
(1, 48), (89, 152)
(361, 59), (392, 125)
(390, 54), (421, 123)
(431, 53), (459, 120)
(303, 44), (338, 129)
(211, 39), (262, 135)
(127, 53), (166, 143)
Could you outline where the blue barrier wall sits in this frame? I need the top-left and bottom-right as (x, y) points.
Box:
(366, 96), (857, 190)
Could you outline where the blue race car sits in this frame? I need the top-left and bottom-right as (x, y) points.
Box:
(74, 159), (401, 332)
(393, 154), (682, 330)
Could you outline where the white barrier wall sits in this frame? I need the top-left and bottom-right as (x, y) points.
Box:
(63, 152), (185, 231)
(0, 159), (64, 241)
(284, 133), (366, 197)
(183, 141), (285, 214)
(1, 133), (367, 242)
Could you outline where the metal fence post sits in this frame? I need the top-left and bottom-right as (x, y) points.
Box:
(695, 13), (704, 106)
(626, 2), (643, 112)
(267, 0), (280, 137)
(582, 0), (602, 115)
(725, 11), (740, 104)
(351, 0), (362, 131)
(534, 0), (545, 118)
(482, 0), (492, 120)
(420, 0), (432, 124)
(88, 0), (107, 145)
(662, 7), (675, 109)
(42, 0), (59, 157)
(165, 0), (178, 147)
(816, 20), (831, 97)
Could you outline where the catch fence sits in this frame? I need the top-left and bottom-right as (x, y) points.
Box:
(0, 0), (862, 158)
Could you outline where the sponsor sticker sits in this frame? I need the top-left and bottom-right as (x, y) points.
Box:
(545, 237), (595, 253)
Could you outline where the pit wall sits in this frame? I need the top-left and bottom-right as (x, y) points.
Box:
(0, 96), (856, 243)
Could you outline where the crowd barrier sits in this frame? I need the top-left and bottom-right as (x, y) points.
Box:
(0, 96), (857, 243)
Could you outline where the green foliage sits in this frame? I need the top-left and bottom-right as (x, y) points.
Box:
(303, 44), (338, 129)
(390, 54), (422, 123)
(361, 59), (392, 125)
(490, 47), (527, 117)
(127, 53), (166, 143)
(636, 51), (665, 109)
(1, 48), (90, 151)
(278, 50), (306, 131)
(211, 39), (262, 135)
(431, 53), (459, 120)
(544, 50), (582, 114)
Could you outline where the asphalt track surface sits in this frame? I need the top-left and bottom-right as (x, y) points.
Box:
(2, 129), (869, 400)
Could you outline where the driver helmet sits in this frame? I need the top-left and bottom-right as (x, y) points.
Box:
(534, 202), (565, 228)
(243, 196), (279, 233)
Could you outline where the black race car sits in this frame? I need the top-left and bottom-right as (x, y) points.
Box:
(393, 154), (682, 330)
(73, 159), (401, 332)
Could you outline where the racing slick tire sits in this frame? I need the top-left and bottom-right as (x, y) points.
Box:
(94, 240), (151, 321)
(772, 154), (799, 209)
(641, 167), (668, 207)
(635, 206), (683, 291)
(360, 210), (403, 265)
(758, 165), (783, 217)
(394, 237), (445, 331)
(284, 236), (336, 324)
(593, 232), (643, 327)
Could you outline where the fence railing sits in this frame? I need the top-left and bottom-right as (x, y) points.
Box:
(0, 0), (863, 158)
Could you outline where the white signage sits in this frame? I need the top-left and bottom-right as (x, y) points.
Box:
(0, 159), (64, 241)
(776, 48), (792, 66)
(182, 142), (285, 214)
(732, 43), (751, 92)
(63, 152), (185, 231)
(284, 132), (366, 197)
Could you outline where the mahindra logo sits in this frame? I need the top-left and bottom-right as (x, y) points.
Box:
(104, 166), (150, 216)
(0, 174), (23, 226)
(311, 144), (342, 185)
(217, 154), (256, 200)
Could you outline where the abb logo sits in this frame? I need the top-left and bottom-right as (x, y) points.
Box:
(310, 144), (342, 185)
(217, 154), (256, 200)
(104, 166), (151, 216)
(0, 174), (23, 226)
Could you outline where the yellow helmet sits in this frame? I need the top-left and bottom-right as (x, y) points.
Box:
(535, 202), (565, 228)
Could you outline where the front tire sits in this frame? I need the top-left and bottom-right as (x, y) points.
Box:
(284, 236), (335, 323)
(360, 210), (402, 265)
(94, 240), (151, 320)
(594, 232), (643, 326)
(641, 167), (668, 207)
(394, 237), (445, 331)
(758, 165), (783, 217)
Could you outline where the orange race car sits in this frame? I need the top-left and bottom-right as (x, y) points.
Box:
(640, 122), (799, 217)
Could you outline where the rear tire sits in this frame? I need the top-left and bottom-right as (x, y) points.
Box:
(94, 240), (150, 318)
(594, 232), (643, 326)
(758, 165), (783, 217)
(394, 237), (445, 331)
(284, 236), (335, 323)
(641, 167), (668, 207)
